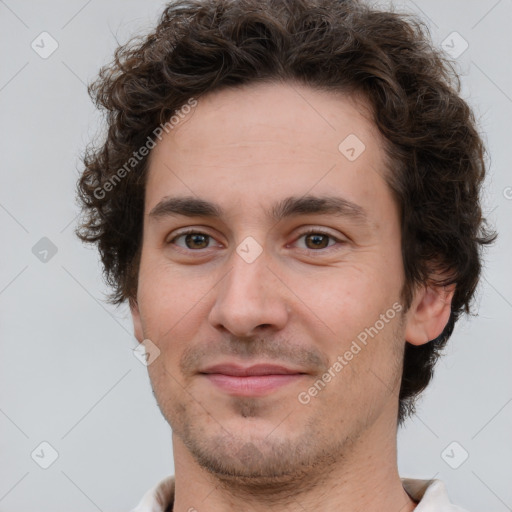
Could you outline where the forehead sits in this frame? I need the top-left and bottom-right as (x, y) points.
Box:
(155, 80), (380, 158)
(144, 81), (394, 224)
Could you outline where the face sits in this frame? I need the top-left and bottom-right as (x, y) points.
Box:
(131, 81), (411, 486)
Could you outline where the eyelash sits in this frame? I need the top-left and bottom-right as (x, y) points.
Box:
(167, 228), (346, 253)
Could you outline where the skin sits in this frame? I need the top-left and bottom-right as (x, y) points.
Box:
(130, 80), (454, 512)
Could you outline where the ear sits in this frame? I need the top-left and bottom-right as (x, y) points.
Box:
(404, 283), (455, 346)
(129, 297), (144, 344)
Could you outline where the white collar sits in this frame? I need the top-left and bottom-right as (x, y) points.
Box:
(132, 476), (468, 512)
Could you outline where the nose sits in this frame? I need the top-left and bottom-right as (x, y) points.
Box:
(207, 247), (290, 338)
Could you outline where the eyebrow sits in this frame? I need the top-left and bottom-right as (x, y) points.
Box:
(148, 194), (369, 225)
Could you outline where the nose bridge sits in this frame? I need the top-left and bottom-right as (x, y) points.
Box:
(221, 243), (272, 309)
(208, 240), (289, 335)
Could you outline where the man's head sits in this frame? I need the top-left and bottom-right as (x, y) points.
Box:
(76, 0), (495, 460)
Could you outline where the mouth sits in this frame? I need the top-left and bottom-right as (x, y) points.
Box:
(199, 363), (308, 396)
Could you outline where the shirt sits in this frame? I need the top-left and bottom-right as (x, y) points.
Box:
(131, 475), (470, 511)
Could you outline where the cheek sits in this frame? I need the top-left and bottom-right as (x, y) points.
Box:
(291, 262), (396, 328)
(138, 259), (206, 329)
(288, 262), (405, 387)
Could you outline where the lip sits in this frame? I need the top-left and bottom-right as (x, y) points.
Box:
(199, 363), (307, 396)
(200, 363), (305, 376)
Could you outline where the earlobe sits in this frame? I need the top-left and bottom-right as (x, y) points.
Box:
(404, 283), (455, 346)
(129, 297), (144, 344)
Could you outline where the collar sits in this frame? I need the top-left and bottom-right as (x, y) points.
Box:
(132, 476), (466, 512)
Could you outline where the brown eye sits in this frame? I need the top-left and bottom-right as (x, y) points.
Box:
(184, 233), (210, 249)
(169, 231), (216, 250)
(304, 233), (331, 249)
(293, 230), (340, 251)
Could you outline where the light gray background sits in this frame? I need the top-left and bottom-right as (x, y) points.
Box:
(0, 0), (511, 510)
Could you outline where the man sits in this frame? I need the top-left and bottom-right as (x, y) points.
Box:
(76, 0), (495, 510)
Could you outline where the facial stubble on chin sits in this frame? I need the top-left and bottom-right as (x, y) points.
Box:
(150, 358), (368, 498)
(169, 393), (350, 496)
(150, 314), (406, 495)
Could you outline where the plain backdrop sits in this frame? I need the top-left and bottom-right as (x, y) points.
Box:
(0, 0), (511, 510)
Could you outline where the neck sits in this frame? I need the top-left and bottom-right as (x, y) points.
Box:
(171, 410), (416, 512)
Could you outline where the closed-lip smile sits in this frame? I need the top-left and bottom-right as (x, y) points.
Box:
(199, 362), (307, 396)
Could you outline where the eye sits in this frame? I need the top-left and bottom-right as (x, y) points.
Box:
(292, 229), (345, 251)
(167, 228), (346, 253)
(168, 230), (220, 250)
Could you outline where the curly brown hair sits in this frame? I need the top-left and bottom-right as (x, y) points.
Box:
(75, 0), (496, 425)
